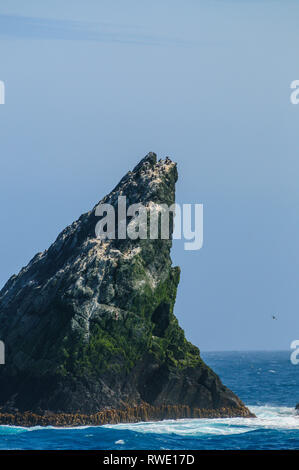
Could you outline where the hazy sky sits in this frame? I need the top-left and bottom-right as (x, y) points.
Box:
(0, 0), (299, 351)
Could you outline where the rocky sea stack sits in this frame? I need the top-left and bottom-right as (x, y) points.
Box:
(0, 153), (253, 426)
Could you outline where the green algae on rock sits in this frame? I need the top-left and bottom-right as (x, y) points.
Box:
(0, 153), (253, 424)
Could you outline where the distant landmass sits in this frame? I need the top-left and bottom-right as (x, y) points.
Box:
(0, 153), (253, 426)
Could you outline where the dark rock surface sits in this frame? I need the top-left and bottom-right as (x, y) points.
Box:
(0, 153), (253, 424)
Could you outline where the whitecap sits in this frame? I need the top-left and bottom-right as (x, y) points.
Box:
(104, 405), (299, 437)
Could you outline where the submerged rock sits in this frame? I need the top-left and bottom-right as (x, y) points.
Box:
(0, 153), (253, 424)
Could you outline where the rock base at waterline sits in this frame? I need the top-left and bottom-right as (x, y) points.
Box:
(0, 404), (255, 427)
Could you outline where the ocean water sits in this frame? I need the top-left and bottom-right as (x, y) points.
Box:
(0, 351), (298, 450)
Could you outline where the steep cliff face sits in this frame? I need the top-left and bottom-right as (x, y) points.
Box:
(0, 153), (253, 423)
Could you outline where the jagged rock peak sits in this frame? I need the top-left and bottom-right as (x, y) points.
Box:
(0, 153), (253, 423)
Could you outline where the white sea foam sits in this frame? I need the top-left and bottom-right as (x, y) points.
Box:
(103, 405), (299, 436)
(1, 406), (298, 437)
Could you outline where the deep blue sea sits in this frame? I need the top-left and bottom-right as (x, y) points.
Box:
(0, 351), (298, 450)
